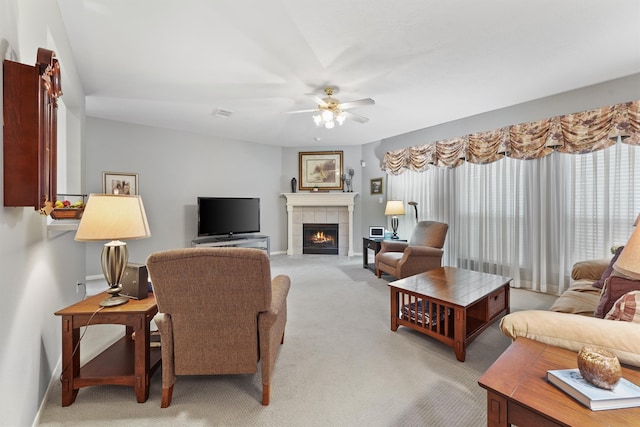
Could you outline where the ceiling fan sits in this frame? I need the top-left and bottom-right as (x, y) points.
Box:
(287, 87), (375, 129)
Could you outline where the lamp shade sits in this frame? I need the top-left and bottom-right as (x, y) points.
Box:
(385, 200), (405, 216)
(613, 225), (640, 279)
(75, 194), (151, 241)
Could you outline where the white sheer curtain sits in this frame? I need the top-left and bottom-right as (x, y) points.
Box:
(387, 140), (640, 295)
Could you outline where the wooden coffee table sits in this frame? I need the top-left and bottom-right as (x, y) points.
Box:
(389, 267), (511, 362)
(478, 338), (640, 426)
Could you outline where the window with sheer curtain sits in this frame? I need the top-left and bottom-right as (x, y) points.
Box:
(387, 140), (640, 295)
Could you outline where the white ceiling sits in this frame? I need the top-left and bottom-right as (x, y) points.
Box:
(56, 0), (640, 147)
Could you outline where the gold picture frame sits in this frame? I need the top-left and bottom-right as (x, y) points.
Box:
(298, 151), (343, 191)
(370, 177), (383, 195)
(102, 172), (138, 195)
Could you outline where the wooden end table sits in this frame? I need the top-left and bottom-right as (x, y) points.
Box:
(478, 338), (640, 426)
(389, 267), (511, 362)
(363, 237), (407, 273)
(363, 237), (383, 272)
(54, 292), (162, 406)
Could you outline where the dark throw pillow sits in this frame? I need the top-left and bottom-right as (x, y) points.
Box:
(593, 246), (624, 289)
(594, 273), (640, 318)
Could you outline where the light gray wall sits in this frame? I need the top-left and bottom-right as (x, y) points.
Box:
(0, 1), (86, 426)
(357, 142), (390, 235)
(84, 118), (286, 275)
(83, 125), (373, 275)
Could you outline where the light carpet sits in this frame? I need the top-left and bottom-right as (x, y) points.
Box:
(36, 255), (556, 427)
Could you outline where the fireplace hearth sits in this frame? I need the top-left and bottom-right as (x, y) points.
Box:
(303, 223), (339, 255)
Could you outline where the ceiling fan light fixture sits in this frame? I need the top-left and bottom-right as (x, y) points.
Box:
(294, 86), (374, 129)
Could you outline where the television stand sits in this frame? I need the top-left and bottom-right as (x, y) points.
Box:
(191, 234), (270, 255)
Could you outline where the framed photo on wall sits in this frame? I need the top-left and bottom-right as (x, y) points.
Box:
(102, 172), (138, 195)
(298, 151), (343, 191)
(370, 177), (383, 195)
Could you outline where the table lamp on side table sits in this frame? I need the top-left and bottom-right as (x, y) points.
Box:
(614, 222), (640, 279)
(385, 200), (405, 240)
(75, 194), (151, 307)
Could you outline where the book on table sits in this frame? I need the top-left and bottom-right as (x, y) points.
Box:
(547, 368), (640, 411)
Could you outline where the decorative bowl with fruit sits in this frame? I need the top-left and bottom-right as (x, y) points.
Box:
(50, 194), (86, 220)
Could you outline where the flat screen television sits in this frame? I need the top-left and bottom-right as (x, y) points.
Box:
(197, 197), (260, 237)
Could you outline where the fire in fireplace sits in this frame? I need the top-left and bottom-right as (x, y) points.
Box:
(303, 223), (339, 255)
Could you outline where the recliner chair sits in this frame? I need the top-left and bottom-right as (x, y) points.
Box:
(146, 247), (290, 407)
(375, 221), (448, 279)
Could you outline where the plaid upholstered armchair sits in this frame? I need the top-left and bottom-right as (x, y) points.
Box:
(146, 247), (290, 407)
(375, 221), (448, 279)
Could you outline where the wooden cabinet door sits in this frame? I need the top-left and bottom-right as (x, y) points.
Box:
(3, 48), (62, 213)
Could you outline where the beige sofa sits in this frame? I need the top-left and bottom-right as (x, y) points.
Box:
(500, 256), (640, 367)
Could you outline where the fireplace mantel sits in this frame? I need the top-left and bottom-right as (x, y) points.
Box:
(282, 192), (358, 256)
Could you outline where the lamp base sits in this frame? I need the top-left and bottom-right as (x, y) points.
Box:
(100, 241), (130, 307)
(99, 295), (129, 307)
(391, 216), (400, 240)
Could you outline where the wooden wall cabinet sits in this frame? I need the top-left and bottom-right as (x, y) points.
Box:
(3, 48), (62, 214)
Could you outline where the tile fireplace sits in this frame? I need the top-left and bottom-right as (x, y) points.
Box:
(282, 192), (358, 256)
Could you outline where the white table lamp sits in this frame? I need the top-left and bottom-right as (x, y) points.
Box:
(75, 194), (151, 307)
(385, 200), (405, 240)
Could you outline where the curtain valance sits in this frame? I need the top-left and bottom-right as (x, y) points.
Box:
(383, 100), (640, 175)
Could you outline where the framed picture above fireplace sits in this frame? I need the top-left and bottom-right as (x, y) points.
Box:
(298, 151), (343, 191)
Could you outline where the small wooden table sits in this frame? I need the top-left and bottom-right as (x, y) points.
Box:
(478, 338), (640, 426)
(363, 237), (407, 272)
(363, 237), (383, 271)
(54, 292), (162, 406)
(389, 267), (510, 362)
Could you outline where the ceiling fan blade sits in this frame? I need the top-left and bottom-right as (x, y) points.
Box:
(338, 98), (375, 110)
(343, 111), (369, 124)
(305, 93), (329, 107)
(285, 109), (319, 114)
